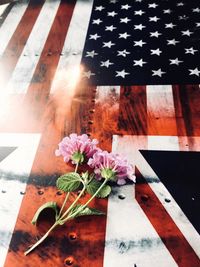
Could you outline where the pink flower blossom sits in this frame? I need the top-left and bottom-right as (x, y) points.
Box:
(88, 151), (136, 185)
(55, 134), (99, 164)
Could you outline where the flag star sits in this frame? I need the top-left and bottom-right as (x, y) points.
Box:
(133, 58), (147, 67)
(110, 0), (118, 3)
(135, 0), (142, 2)
(119, 32), (131, 39)
(152, 68), (166, 77)
(103, 41), (115, 48)
(150, 48), (162, 56)
(105, 25), (117, 31)
(95, 5), (105, 11)
(121, 4), (131, 9)
(116, 69), (130, 78)
(196, 22), (200, 27)
(169, 58), (183, 65)
(163, 9), (172, 14)
(181, 30), (193, 36)
(134, 24), (146, 30)
(165, 23), (176, 28)
(135, 10), (145, 15)
(100, 60), (114, 68)
(82, 70), (95, 79)
(117, 49), (130, 57)
(85, 50), (98, 58)
(177, 2), (184, 6)
(189, 68), (200, 76)
(89, 33), (101, 40)
(179, 15), (189, 20)
(193, 7), (200, 13)
(150, 31), (162, 37)
(120, 17), (131, 23)
(167, 39), (180, 45)
(92, 18), (102, 25)
(107, 11), (118, 17)
(134, 40), (147, 47)
(149, 16), (160, 22)
(185, 47), (198, 55)
(148, 3), (158, 8)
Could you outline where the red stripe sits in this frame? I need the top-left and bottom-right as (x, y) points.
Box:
(0, 0), (45, 87)
(118, 86), (147, 135)
(135, 168), (200, 267)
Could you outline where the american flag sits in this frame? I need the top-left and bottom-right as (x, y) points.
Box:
(0, 1), (199, 267)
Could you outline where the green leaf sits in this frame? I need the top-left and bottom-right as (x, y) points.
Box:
(56, 172), (82, 192)
(68, 204), (105, 219)
(86, 179), (111, 198)
(31, 201), (58, 225)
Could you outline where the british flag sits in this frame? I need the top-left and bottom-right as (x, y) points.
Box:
(0, 1), (199, 267)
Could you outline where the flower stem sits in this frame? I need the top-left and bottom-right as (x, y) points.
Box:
(24, 221), (59, 256)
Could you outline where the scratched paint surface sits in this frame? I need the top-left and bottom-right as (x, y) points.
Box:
(0, 1), (199, 267)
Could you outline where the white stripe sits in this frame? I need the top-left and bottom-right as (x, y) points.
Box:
(103, 136), (178, 267)
(0, 133), (41, 267)
(50, 0), (94, 93)
(112, 135), (200, 259)
(0, 0), (28, 57)
(5, 0), (61, 94)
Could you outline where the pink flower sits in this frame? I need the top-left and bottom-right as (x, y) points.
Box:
(55, 134), (99, 164)
(88, 151), (136, 185)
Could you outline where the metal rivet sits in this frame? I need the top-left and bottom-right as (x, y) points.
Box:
(20, 191), (26, 195)
(56, 191), (63, 195)
(1, 190), (6, 193)
(192, 197), (195, 201)
(88, 121), (93, 124)
(141, 194), (149, 201)
(118, 194), (126, 200)
(68, 232), (77, 241)
(64, 256), (74, 266)
(38, 190), (44, 195)
(165, 198), (171, 203)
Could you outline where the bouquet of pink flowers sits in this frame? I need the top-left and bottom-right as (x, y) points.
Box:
(24, 134), (136, 255)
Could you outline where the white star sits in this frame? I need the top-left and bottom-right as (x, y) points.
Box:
(150, 31), (162, 37)
(82, 70), (95, 79)
(102, 41), (115, 48)
(133, 58), (147, 67)
(150, 48), (162, 56)
(148, 3), (158, 8)
(189, 68), (200, 76)
(196, 22), (200, 27)
(169, 58), (183, 65)
(193, 7), (200, 13)
(116, 69), (130, 78)
(134, 40), (147, 47)
(149, 16), (160, 22)
(89, 33), (101, 40)
(107, 11), (118, 17)
(134, 24), (146, 30)
(135, 0), (142, 2)
(105, 25), (117, 31)
(121, 4), (131, 10)
(177, 2), (184, 6)
(185, 47), (198, 55)
(135, 10), (145, 16)
(117, 49), (130, 57)
(100, 60), (114, 68)
(119, 32), (131, 39)
(110, 0), (118, 3)
(179, 15), (189, 20)
(152, 68), (166, 77)
(120, 17), (131, 23)
(165, 23), (176, 28)
(163, 9), (172, 14)
(167, 39), (180, 45)
(95, 6), (105, 11)
(92, 19), (102, 25)
(182, 30), (193, 36)
(85, 50), (98, 58)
